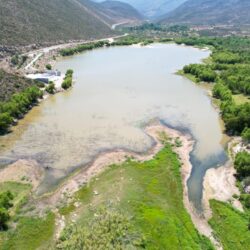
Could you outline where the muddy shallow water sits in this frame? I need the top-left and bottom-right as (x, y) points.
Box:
(0, 44), (227, 210)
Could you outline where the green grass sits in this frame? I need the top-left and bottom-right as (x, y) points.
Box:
(61, 144), (214, 249)
(233, 94), (250, 105)
(209, 200), (250, 250)
(0, 182), (55, 250)
(0, 182), (31, 215)
(177, 70), (199, 83)
(0, 213), (55, 250)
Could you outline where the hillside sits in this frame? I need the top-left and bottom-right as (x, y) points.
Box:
(0, 0), (115, 46)
(83, 0), (143, 26)
(0, 69), (35, 102)
(95, 0), (187, 19)
(160, 0), (250, 25)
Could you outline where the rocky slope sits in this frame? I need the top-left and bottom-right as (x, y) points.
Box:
(0, 0), (142, 46)
(160, 0), (250, 25)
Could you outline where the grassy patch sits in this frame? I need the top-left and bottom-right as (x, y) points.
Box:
(209, 200), (250, 250)
(233, 94), (250, 105)
(0, 182), (31, 215)
(61, 144), (214, 249)
(0, 213), (55, 250)
(177, 70), (199, 83)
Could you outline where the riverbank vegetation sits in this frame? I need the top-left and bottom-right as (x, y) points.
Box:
(177, 35), (250, 248)
(45, 81), (55, 94)
(0, 86), (43, 134)
(60, 41), (109, 57)
(0, 191), (13, 230)
(61, 69), (73, 90)
(59, 36), (155, 58)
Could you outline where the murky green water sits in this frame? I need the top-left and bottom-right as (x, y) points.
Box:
(0, 44), (226, 210)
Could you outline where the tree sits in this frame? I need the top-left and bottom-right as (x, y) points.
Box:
(0, 191), (14, 230)
(46, 64), (52, 70)
(0, 208), (10, 230)
(0, 112), (12, 133)
(242, 128), (250, 143)
(45, 82), (56, 94)
(235, 151), (250, 178)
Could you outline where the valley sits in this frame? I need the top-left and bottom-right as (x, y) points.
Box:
(0, 1), (250, 250)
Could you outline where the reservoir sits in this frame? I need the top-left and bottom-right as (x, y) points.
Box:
(0, 44), (227, 211)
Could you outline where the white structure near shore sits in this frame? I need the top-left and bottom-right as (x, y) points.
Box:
(26, 70), (65, 89)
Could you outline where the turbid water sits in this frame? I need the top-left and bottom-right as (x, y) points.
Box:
(0, 44), (227, 210)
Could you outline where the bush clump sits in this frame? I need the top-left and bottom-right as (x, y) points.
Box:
(45, 81), (56, 94)
(234, 151), (250, 178)
(61, 69), (74, 90)
(0, 191), (14, 230)
(56, 207), (145, 249)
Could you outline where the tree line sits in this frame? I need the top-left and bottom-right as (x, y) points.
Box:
(60, 41), (109, 57)
(0, 86), (43, 133)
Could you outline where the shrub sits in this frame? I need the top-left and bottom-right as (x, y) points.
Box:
(45, 82), (55, 94)
(0, 112), (12, 133)
(0, 191), (14, 230)
(242, 128), (250, 143)
(56, 207), (145, 249)
(234, 151), (250, 178)
(61, 69), (73, 90)
(46, 64), (52, 70)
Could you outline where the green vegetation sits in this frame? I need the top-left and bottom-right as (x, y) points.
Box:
(183, 64), (217, 82)
(60, 41), (109, 57)
(0, 182), (31, 216)
(61, 69), (74, 90)
(56, 207), (145, 249)
(45, 81), (55, 94)
(45, 64), (52, 70)
(233, 94), (250, 105)
(0, 69), (38, 102)
(242, 128), (250, 143)
(0, 182), (53, 249)
(178, 36), (250, 250)
(0, 191), (13, 230)
(209, 200), (250, 250)
(0, 86), (43, 134)
(179, 36), (250, 136)
(235, 151), (250, 178)
(1, 213), (55, 250)
(57, 141), (214, 249)
(60, 36), (156, 58)
(111, 35), (152, 46)
(10, 55), (28, 68)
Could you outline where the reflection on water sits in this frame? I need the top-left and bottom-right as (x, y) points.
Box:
(0, 44), (226, 209)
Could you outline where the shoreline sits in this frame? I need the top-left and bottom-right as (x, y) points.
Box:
(33, 122), (192, 207)
(0, 41), (243, 248)
(1, 122), (213, 238)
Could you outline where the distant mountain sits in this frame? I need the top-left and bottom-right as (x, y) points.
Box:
(0, 0), (142, 46)
(160, 0), (250, 25)
(94, 0), (187, 19)
(83, 0), (143, 26)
